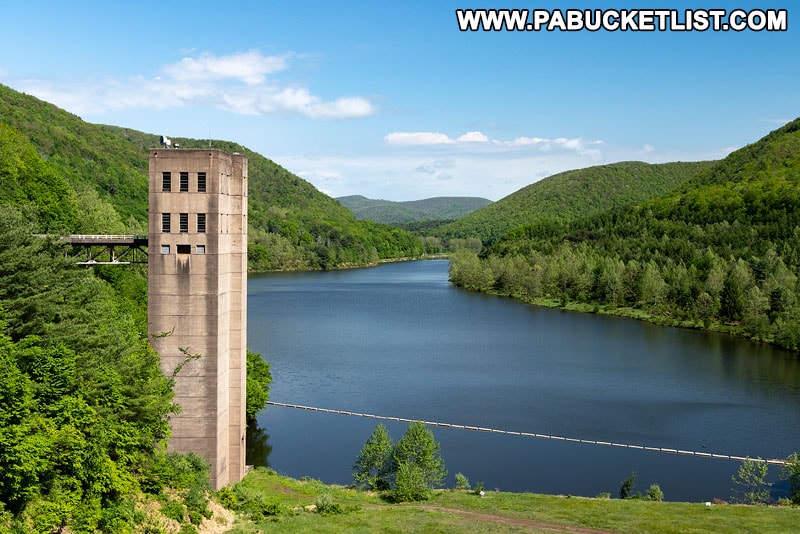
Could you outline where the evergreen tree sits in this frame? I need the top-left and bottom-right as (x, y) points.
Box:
(353, 423), (393, 490)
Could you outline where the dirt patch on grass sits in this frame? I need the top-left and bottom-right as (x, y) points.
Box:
(197, 500), (235, 534)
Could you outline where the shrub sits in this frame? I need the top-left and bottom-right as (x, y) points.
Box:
(780, 452), (800, 504)
(184, 484), (211, 519)
(217, 486), (237, 509)
(392, 463), (431, 502)
(160, 500), (185, 523)
(645, 483), (664, 502)
(619, 471), (637, 499)
(142, 453), (210, 494)
(455, 472), (471, 490)
(99, 501), (135, 533)
(188, 511), (203, 525)
(315, 493), (343, 515)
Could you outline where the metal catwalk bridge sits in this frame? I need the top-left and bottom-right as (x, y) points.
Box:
(62, 234), (148, 265)
(267, 401), (787, 465)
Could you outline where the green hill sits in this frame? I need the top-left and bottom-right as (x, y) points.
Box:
(337, 195), (492, 224)
(0, 83), (423, 270)
(451, 118), (800, 351)
(435, 160), (713, 244)
(226, 468), (800, 533)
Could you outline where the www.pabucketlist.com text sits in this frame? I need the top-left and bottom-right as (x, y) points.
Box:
(456, 8), (788, 32)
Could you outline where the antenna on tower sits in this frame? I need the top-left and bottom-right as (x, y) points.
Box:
(160, 135), (172, 149)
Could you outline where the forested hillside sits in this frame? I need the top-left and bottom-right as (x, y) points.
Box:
(0, 201), (207, 530)
(450, 119), (800, 351)
(337, 195), (492, 224)
(435, 161), (713, 244)
(0, 83), (423, 270)
(0, 122), (236, 529)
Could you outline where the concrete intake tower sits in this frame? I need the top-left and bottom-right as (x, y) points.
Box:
(147, 148), (248, 489)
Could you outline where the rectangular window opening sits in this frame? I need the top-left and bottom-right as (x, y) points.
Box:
(196, 245), (206, 255)
(180, 171), (189, 192)
(198, 172), (206, 192)
(161, 213), (171, 233)
(160, 244), (170, 254)
(197, 213), (206, 233)
(179, 213), (188, 233)
(162, 172), (171, 192)
(176, 244), (191, 254)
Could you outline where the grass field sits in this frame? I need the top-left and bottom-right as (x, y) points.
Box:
(225, 468), (799, 533)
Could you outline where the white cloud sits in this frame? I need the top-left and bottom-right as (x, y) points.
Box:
(384, 132), (455, 145)
(162, 50), (288, 85)
(383, 130), (492, 146)
(385, 130), (603, 159)
(14, 50), (375, 120)
(302, 95), (375, 120)
(457, 131), (489, 143)
(507, 136), (548, 146)
(642, 144), (655, 153)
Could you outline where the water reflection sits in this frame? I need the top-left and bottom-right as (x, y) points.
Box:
(246, 422), (272, 468)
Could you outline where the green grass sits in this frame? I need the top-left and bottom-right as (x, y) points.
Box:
(227, 468), (799, 533)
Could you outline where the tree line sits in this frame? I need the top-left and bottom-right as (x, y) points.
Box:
(449, 119), (800, 351)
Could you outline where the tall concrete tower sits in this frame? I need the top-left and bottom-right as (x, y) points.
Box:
(148, 147), (247, 489)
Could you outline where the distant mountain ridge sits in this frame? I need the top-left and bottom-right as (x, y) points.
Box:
(433, 160), (714, 243)
(451, 117), (800, 351)
(0, 83), (423, 270)
(337, 195), (493, 224)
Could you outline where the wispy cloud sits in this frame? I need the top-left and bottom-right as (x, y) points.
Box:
(383, 132), (455, 145)
(384, 130), (603, 158)
(13, 50), (376, 120)
(761, 118), (792, 125)
(415, 159), (456, 174)
(162, 51), (288, 84)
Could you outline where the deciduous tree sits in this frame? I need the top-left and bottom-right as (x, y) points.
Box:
(731, 457), (771, 505)
(392, 421), (447, 493)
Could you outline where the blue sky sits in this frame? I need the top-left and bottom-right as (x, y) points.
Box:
(1, 1), (797, 201)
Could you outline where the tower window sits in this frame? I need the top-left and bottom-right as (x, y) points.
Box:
(176, 244), (191, 254)
(197, 213), (206, 233)
(162, 172), (171, 192)
(161, 244), (170, 254)
(161, 213), (171, 233)
(179, 213), (188, 233)
(180, 172), (189, 192)
(198, 172), (206, 192)
(196, 245), (206, 255)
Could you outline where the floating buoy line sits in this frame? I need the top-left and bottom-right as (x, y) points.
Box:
(266, 401), (787, 465)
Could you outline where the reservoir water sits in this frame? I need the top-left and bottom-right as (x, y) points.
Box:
(247, 260), (800, 502)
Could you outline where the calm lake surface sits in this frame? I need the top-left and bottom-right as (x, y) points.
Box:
(248, 260), (800, 501)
